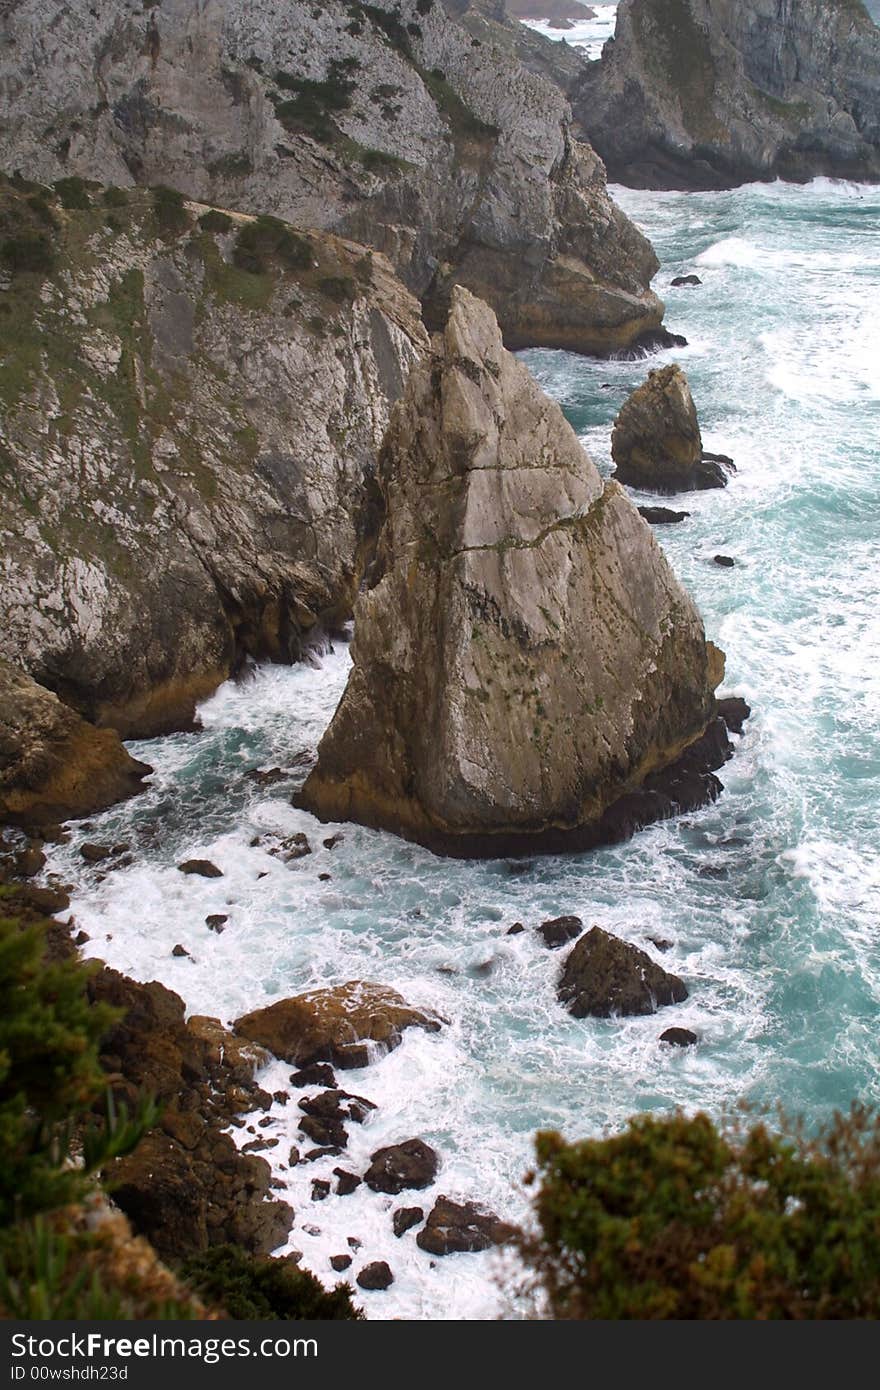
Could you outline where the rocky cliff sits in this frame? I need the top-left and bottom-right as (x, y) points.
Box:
(298, 287), (730, 856)
(0, 176), (426, 736)
(572, 0), (880, 188)
(0, 0), (664, 354)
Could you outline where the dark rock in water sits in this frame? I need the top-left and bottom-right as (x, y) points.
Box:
(660, 1027), (698, 1047)
(609, 326), (688, 360)
(393, 1206), (424, 1238)
(330, 1254), (352, 1272)
(15, 843), (46, 878)
(597, 716), (733, 845)
(364, 1139), (439, 1195)
(81, 842), (112, 863)
(242, 1136), (279, 1154)
(537, 915), (583, 949)
(323, 834), (344, 850)
(171, 944), (191, 959)
(638, 506), (690, 525)
(288, 1146), (300, 1167)
(298, 1114), (348, 1149)
(416, 1197), (517, 1256)
(347, 1237), (362, 1250)
(269, 832), (311, 863)
(647, 936), (673, 953)
(245, 767), (291, 787)
(469, 958), (496, 977)
(671, 275), (702, 287)
(696, 453), (735, 490)
(713, 555), (736, 568)
(290, 1062), (338, 1089)
(717, 697), (751, 736)
(303, 1145), (344, 1162)
(318, 872), (331, 882)
(205, 914), (228, 933)
(558, 926), (688, 1018)
(334, 1168), (362, 1197)
(299, 1089), (376, 1126)
(74, 929), (91, 945)
(311, 1179), (331, 1201)
(506, 923), (526, 936)
(178, 859), (223, 878)
(357, 1261), (394, 1291)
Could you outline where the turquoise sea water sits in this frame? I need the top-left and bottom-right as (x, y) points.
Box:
(43, 178), (880, 1317)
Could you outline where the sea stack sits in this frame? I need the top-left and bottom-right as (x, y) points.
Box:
(612, 366), (732, 492)
(297, 288), (728, 857)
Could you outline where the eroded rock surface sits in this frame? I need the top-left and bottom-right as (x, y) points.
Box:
(611, 365), (732, 493)
(557, 925), (688, 1017)
(298, 287), (727, 856)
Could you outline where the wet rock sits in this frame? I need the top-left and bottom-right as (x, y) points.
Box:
(356, 1261), (394, 1291)
(299, 1089), (376, 1126)
(416, 1197), (517, 1256)
(671, 275), (702, 287)
(290, 1062), (338, 1089)
(21, 883), (70, 915)
(536, 915), (583, 950)
(272, 1090), (289, 1105)
(347, 1237), (362, 1250)
(235, 982), (442, 1069)
(638, 506), (690, 525)
(298, 1115), (348, 1149)
(269, 833), (311, 863)
(318, 873), (331, 882)
(15, 843), (46, 878)
(303, 1145), (344, 1163)
(241, 1137), (279, 1154)
(288, 1147), (300, 1168)
(205, 914), (228, 932)
(334, 1168), (362, 1197)
(506, 923), (526, 936)
(171, 944), (191, 959)
(647, 936), (673, 953)
(392, 1207), (424, 1238)
(717, 697), (751, 736)
(596, 716), (733, 845)
(245, 768), (290, 787)
(311, 1179), (331, 1202)
(608, 327), (688, 360)
(713, 555), (736, 568)
(81, 842), (112, 863)
(364, 1139), (439, 1195)
(323, 835), (344, 850)
(74, 929), (91, 946)
(330, 1254), (352, 1272)
(178, 859), (223, 878)
(660, 1027), (698, 1046)
(558, 926), (688, 1018)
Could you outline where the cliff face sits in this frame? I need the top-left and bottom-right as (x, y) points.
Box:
(572, 0), (880, 188)
(0, 0), (663, 354)
(0, 177), (426, 736)
(298, 287), (727, 857)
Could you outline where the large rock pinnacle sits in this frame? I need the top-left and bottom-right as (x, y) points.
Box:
(297, 287), (728, 857)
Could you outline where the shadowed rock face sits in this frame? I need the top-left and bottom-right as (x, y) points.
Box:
(0, 181), (426, 737)
(297, 286), (727, 857)
(572, 0), (880, 189)
(0, 0), (664, 355)
(0, 659), (150, 825)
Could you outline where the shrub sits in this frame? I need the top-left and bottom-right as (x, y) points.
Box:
(318, 274), (356, 303)
(180, 1245), (363, 1320)
(199, 208), (234, 234)
(233, 215), (312, 275)
(0, 230), (55, 274)
(103, 186), (129, 208)
(151, 184), (189, 236)
(53, 176), (91, 211)
(522, 1107), (880, 1319)
(272, 60), (357, 143)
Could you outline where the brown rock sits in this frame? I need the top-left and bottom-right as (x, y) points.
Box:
(364, 1139), (439, 1195)
(536, 915), (583, 949)
(660, 1027), (698, 1047)
(330, 1254), (352, 1272)
(356, 1261), (394, 1291)
(234, 981), (442, 1069)
(557, 925), (688, 1018)
(81, 843), (112, 863)
(177, 859), (223, 878)
(416, 1197), (516, 1256)
(392, 1206), (424, 1237)
(334, 1168), (362, 1197)
(612, 365), (709, 493)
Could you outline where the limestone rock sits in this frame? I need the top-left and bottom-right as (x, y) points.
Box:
(0, 180), (426, 737)
(557, 925), (688, 1018)
(0, 659), (149, 826)
(234, 982), (443, 1069)
(612, 365), (729, 493)
(416, 1196), (517, 1255)
(0, 0), (664, 356)
(572, 0), (880, 189)
(298, 287), (726, 856)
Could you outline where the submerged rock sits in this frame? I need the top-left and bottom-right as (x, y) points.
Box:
(298, 288), (726, 856)
(234, 982), (442, 1069)
(557, 925), (688, 1018)
(612, 365), (732, 493)
(416, 1197), (517, 1256)
(0, 660), (150, 827)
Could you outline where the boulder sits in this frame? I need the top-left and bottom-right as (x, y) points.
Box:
(364, 1140), (439, 1195)
(612, 365), (730, 493)
(717, 697), (751, 736)
(671, 275), (702, 287)
(234, 982), (442, 1069)
(416, 1197), (517, 1256)
(660, 1027), (698, 1046)
(178, 860), (223, 878)
(330, 1254), (352, 1272)
(638, 507), (690, 525)
(392, 1206), (424, 1238)
(536, 916), (584, 950)
(297, 289), (726, 857)
(557, 926), (688, 1018)
(356, 1261), (394, 1291)
(0, 660), (150, 826)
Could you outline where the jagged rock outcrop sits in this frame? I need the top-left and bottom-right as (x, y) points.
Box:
(557, 925), (688, 1017)
(0, 0), (665, 354)
(0, 177), (426, 736)
(572, 0), (880, 189)
(612, 365), (732, 492)
(0, 658), (150, 825)
(234, 982), (443, 1069)
(297, 287), (730, 857)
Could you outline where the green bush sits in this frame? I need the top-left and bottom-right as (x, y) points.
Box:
(151, 184), (189, 236)
(0, 231), (55, 274)
(272, 59), (357, 142)
(523, 1107), (880, 1319)
(233, 215), (312, 275)
(318, 274), (356, 303)
(199, 208), (234, 234)
(180, 1245), (363, 1320)
(103, 186), (129, 208)
(53, 176), (91, 211)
